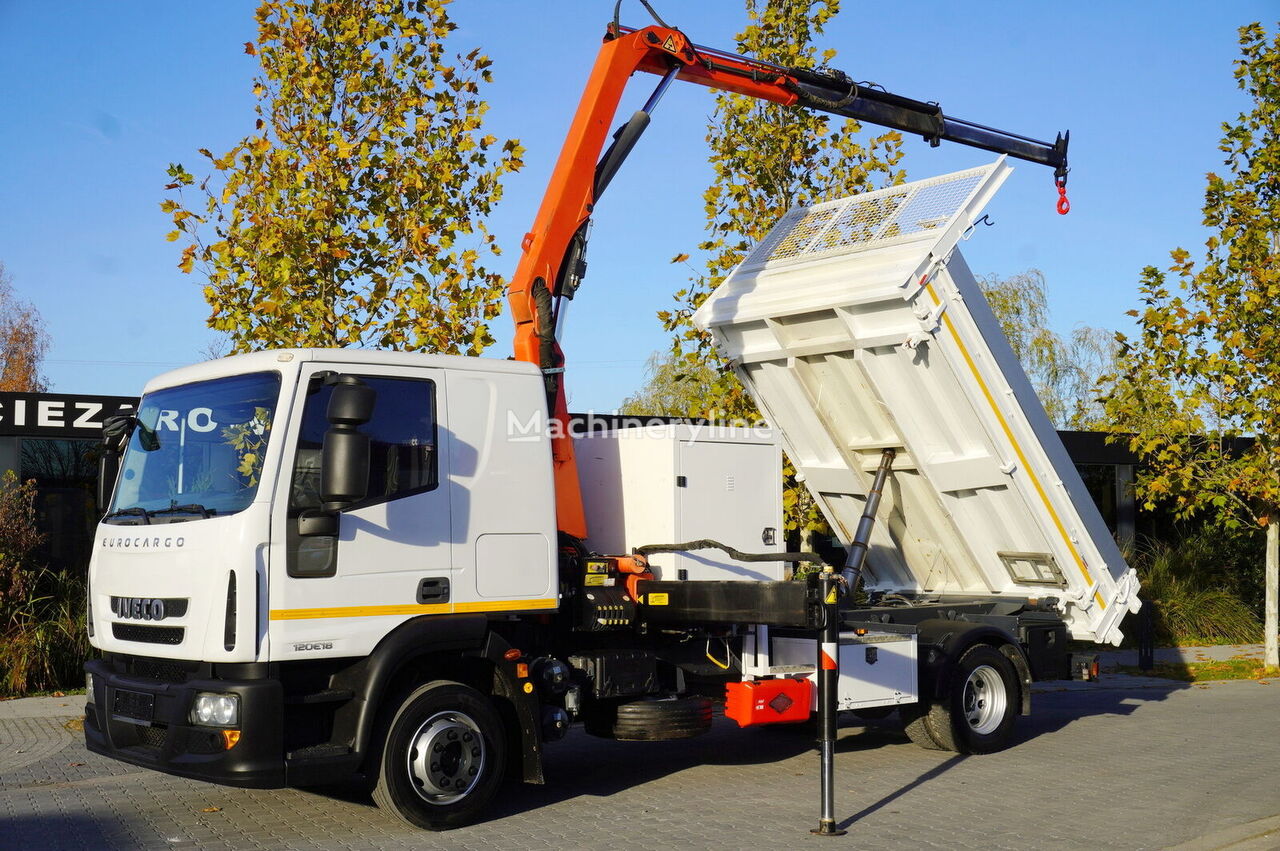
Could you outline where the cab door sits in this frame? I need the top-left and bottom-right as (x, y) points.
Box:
(268, 364), (453, 660)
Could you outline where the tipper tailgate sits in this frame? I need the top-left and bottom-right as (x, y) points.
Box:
(693, 159), (1140, 645)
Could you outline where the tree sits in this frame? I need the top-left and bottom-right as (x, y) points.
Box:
(165, 0), (523, 355)
(650, 0), (904, 546)
(1102, 22), (1280, 671)
(979, 268), (1116, 429)
(0, 264), (48, 392)
(619, 350), (718, 417)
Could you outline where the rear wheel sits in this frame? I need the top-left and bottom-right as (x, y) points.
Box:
(899, 702), (945, 750)
(372, 681), (506, 831)
(923, 645), (1019, 754)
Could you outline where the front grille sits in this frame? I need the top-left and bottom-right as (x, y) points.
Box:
(112, 623), (185, 645)
(181, 728), (226, 755)
(129, 658), (191, 682)
(136, 725), (167, 749)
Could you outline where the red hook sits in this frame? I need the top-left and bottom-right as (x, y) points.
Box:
(1055, 177), (1071, 215)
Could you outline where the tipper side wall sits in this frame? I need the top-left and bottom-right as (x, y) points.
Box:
(694, 161), (1140, 645)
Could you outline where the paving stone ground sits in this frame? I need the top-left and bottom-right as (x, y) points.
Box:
(3, 677), (1279, 850)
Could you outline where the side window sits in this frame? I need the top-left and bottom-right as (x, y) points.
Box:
(287, 375), (438, 577)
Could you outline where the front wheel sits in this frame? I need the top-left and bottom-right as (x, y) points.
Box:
(923, 644), (1019, 754)
(372, 680), (506, 830)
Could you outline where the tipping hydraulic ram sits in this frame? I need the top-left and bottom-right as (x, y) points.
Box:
(506, 14), (1071, 542)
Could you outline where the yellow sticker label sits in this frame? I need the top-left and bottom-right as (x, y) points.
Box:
(825, 588), (838, 604)
(648, 592), (669, 606)
(662, 35), (678, 52)
(584, 575), (607, 586)
(585, 561), (609, 574)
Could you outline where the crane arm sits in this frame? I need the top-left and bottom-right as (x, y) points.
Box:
(507, 22), (1070, 540)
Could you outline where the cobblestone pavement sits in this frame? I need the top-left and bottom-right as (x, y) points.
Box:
(3, 677), (1279, 850)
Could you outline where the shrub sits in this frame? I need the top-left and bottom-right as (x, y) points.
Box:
(0, 472), (91, 695)
(1126, 533), (1262, 646)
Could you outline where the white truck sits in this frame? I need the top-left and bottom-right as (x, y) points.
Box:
(83, 17), (1137, 832)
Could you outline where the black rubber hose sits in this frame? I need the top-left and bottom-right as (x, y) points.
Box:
(634, 538), (827, 567)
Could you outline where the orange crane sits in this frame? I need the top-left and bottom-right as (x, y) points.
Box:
(507, 12), (1070, 540)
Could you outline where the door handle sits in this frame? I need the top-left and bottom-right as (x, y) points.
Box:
(417, 577), (450, 604)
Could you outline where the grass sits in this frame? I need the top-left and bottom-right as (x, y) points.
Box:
(1, 563), (92, 698)
(1125, 535), (1262, 647)
(0, 687), (86, 701)
(1115, 658), (1278, 682)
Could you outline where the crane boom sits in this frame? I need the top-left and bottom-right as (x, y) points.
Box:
(507, 21), (1070, 540)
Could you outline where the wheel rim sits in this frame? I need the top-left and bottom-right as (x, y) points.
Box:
(405, 710), (486, 805)
(962, 664), (1008, 735)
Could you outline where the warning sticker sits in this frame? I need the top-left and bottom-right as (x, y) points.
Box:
(647, 592), (670, 606)
(662, 35), (678, 52)
(584, 575), (614, 587)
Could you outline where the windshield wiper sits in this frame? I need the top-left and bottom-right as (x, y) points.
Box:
(103, 507), (151, 524)
(150, 503), (213, 519)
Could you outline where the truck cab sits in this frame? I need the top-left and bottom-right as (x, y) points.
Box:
(85, 349), (558, 789)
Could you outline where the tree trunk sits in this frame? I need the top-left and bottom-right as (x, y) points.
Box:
(1266, 520), (1278, 672)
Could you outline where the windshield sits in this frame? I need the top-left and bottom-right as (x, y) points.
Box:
(107, 372), (282, 522)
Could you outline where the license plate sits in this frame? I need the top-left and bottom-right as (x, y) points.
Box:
(112, 689), (155, 725)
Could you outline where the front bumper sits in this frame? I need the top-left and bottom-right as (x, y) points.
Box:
(84, 657), (285, 789)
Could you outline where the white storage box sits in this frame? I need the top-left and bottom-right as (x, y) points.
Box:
(772, 631), (917, 710)
(574, 423), (784, 581)
(693, 159), (1140, 644)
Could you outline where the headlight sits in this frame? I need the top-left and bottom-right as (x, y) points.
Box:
(85, 673), (95, 705)
(191, 692), (240, 726)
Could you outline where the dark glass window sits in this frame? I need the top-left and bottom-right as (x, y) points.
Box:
(1075, 463), (1117, 532)
(289, 376), (438, 514)
(108, 372), (282, 520)
(20, 437), (98, 573)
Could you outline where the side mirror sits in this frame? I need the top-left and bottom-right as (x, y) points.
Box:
(97, 415), (135, 513)
(319, 377), (375, 511)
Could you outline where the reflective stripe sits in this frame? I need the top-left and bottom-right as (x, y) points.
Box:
(926, 282), (1106, 610)
(269, 597), (558, 621)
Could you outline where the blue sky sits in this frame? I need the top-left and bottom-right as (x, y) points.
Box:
(0, 1), (1272, 410)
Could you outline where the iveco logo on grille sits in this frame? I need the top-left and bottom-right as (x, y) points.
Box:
(111, 597), (169, 621)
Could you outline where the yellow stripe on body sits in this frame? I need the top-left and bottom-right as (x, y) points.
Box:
(269, 597), (558, 621)
(923, 282), (1106, 610)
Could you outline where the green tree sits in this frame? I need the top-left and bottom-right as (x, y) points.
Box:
(1102, 22), (1280, 670)
(619, 349), (718, 417)
(166, 0), (523, 354)
(654, 0), (905, 546)
(979, 268), (1115, 429)
(0, 263), (48, 392)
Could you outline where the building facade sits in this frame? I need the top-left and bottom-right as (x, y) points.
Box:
(0, 392), (135, 574)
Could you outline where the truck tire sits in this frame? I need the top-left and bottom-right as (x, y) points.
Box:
(372, 680), (506, 831)
(924, 644), (1019, 754)
(898, 703), (945, 750)
(583, 695), (713, 741)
